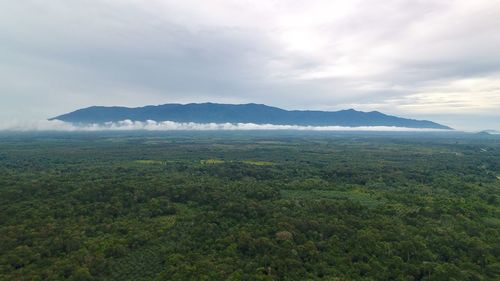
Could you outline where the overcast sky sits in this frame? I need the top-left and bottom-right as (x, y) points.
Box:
(1, 0), (500, 130)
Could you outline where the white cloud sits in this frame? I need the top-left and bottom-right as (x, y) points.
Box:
(0, 0), (500, 129)
(0, 120), (449, 132)
(344, 75), (500, 115)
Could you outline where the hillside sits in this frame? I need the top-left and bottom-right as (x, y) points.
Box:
(51, 103), (451, 129)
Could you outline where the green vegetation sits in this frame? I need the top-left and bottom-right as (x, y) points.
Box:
(134, 160), (167, 165)
(242, 160), (275, 166)
(0, 133), (499, 280)
(281, 189), (385, 208)
(200, 159), (225, 165)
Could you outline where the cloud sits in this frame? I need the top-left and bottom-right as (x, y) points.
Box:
(0, 120), (448, 132)
(0, 0), (500, 130)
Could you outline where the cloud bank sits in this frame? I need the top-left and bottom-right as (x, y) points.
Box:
(0, 120), (449, 132)
(1, 1), (500, 130)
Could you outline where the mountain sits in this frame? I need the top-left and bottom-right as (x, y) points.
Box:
(50, 103), (452, 129)
(478, 130), (500, 135)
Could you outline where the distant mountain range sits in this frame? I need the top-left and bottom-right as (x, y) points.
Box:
(51, 103), (452, 129)
(477, 130), (500, 135)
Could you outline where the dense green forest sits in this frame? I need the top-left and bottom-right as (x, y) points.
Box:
(0, 132), (499, 280)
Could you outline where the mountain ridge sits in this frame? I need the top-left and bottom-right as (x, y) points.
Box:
(51, 103), (452, 129)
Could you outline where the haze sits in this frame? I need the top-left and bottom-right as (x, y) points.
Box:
(1, 0), (500, 131)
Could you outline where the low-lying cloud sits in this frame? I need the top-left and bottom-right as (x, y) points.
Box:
(0, 120), (450, 132)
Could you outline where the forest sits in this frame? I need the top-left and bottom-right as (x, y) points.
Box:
(0, 132), (499, 280)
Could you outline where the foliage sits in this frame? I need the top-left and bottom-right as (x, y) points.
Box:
(0, 133), (499, 280)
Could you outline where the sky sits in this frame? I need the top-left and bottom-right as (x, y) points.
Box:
(1, 0), (500, 131)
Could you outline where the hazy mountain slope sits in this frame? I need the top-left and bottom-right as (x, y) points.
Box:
(51, 103), (451, 129)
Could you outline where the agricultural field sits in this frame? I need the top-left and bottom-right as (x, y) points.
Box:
(0, 132), (499, 280)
